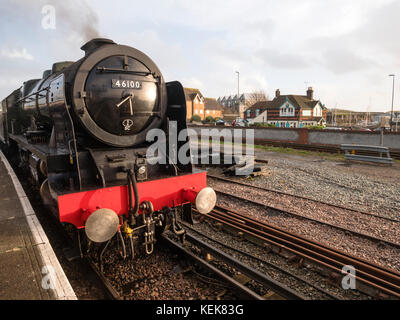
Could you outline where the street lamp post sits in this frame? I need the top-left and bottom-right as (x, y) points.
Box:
(389, 74), (395, 132)
(235, 71), (239, 116)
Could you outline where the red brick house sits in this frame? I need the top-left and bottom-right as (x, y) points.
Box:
(204, 98), (223, 119)
(184, 87), (205, 120)
(184, 88), (224, 121)
(244, 87), (327, 128)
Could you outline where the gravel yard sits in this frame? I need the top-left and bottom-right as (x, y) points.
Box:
(250, 150), (400, 221)
(195, 142), (400, 220)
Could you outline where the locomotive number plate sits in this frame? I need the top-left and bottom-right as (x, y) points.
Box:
(112, 79), (142, 89)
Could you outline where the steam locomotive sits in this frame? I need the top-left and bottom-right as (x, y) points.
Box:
(0, 38), (216, 260)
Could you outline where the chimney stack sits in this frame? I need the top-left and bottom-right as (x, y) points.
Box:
(307, 87), (314, 100)
(275, 89), (280, 98)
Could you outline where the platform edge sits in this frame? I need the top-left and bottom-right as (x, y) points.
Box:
(0, 151), (77, 300)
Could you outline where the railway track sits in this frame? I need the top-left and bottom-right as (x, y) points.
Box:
(163, 232), (306, 300)
(212, 188), (400, 250)
(87, 232), (306, 300)
(200, 205), (400, 299)
(85, 237), (247, 300)
(85, 257), (122, 300)
(181, 223), (343, 300)
(207, 173), (400, 223)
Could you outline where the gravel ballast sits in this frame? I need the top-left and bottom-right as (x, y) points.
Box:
(208, 178), (400, 245)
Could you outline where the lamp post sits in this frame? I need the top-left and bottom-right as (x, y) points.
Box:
(235, 71), (240, 116)
(389, 74), (395, 132)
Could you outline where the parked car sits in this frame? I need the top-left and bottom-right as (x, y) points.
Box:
(234, 118), (250, 127)
(215, 119), (226, 126)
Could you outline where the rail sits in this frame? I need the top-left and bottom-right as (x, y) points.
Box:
(200, 205), (400, 299)
(162, 232), (306, 300)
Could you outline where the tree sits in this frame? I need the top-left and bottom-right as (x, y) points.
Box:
(190, 114), (201, 122)
(245, 90), (269, 108)
(203, 116), (215, 123)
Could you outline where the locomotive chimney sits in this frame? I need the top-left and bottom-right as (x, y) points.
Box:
(307, 87), (314, 100)
(275, 89), (280, 98)
(81, 38), (115, 55)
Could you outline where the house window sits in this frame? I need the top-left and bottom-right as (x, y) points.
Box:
(256, 109), (260, 116)
(200, 110), (203, 114)
(302, 110), (311, 117)
(206, 110), (210, 115)
(194, 109), (198, 114)
(213, 110), (215, 114)
(280, 103), (294, 117)
(247, 110), (251, 117)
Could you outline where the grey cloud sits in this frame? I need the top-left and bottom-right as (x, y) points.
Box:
(256, 49), (310, 69)
(306, 1), (400, 74)
(356, 1), (400, 55)
(319, 48), (376, 74)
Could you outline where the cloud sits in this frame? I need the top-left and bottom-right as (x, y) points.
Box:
(317, 47), (377, 74)
(306, 0), (400, 74)
(1, 48), (34, 60)
(256, 49), (310, 69)
(181, 77), (205, 92)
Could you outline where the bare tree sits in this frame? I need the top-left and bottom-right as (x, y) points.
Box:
(245, 89), (269, 107)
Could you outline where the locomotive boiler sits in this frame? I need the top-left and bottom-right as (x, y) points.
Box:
(0, 38), (216, 261)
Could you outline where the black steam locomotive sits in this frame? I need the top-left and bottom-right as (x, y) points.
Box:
(0, 38), (216, 260)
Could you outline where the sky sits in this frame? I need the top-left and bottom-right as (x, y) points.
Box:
(0, 0), (399, 112)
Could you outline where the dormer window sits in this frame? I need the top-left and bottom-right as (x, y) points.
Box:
(280, 102), (295, 117)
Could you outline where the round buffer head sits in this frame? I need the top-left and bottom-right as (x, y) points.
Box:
(195, 187), (217, 214)
(85, 208), (120, 243)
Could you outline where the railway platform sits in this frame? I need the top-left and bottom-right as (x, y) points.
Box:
(0, 151), (76, 300)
